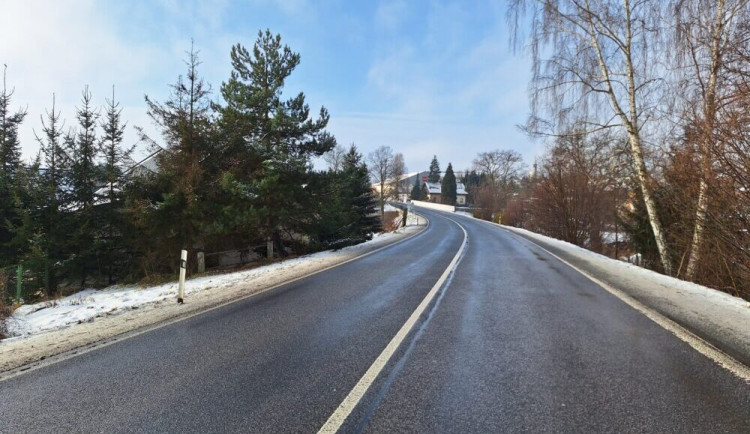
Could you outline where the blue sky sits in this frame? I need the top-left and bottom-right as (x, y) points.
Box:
(2, 0), (541, 172)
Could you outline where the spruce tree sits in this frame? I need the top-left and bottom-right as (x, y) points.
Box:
(441, 162), (457, 205)
(35, 94), (69, 292)
(70, 86), (99, 209)
(66, 86), (101, 286)
(410, 176), (422, 201)
(0, 65), (27, 266)
(428, 155), (441, 183)
(342, 145), (381, 240)
(0, 66), (25, 180)
(10, 155), (48, 295)
(97, 86), (133, 284)
(100, 86), (131, 196)
(218, 30), (335, 257)
(133, 43), (216, 272)
(306, 145), (379, 250)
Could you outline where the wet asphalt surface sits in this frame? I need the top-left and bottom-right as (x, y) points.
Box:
(0, 209), (748, 433)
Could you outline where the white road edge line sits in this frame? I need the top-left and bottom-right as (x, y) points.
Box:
(519, 237), (750, 382)
(318, 216), (468, 433)
(0, 215), (431, 383)
(457, 213), (750, 383)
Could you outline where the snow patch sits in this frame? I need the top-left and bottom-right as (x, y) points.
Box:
(4, 229), (416, 338)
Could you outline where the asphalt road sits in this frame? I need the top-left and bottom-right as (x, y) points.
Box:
(1, 209), (748, 433)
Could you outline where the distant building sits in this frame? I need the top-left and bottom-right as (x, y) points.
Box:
(422, 181), (467, 205)
(371, 171), (420, 202)
(123, 148), (163, 178)
(372, 170), (468, 205)
(423, 182), (442, 202)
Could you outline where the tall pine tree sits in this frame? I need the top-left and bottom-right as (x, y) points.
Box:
(342, 145), (381, 241)
(218, 30), (335, 258)
(410, 175), (423, 201)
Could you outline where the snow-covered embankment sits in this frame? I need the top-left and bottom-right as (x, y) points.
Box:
(0, 215), (426, 373)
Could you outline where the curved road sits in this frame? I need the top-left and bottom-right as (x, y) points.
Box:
(0, 209), (747, 433)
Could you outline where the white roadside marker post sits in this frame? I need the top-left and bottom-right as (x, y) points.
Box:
(178, 249), (187, 304)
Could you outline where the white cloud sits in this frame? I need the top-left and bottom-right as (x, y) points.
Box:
(357, 1), (540, 170)
(1, 1), (161, 159)
(2, 0), (234, 161)
(2, 0), (542, 172)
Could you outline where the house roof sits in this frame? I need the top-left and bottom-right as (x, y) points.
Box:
(398, 171), (419, 181)
(424, 182), (441, 194)
(123, 147), (163, 177)
(424, 182), (468, 196)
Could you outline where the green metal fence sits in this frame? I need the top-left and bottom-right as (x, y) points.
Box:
(1, 263), (44, 304)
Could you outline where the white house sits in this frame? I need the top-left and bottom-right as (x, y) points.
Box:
(422, 181), (468, 205)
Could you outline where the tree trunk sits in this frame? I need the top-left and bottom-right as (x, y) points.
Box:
(628, 131), (673, 275)
(685, 0), (725, 280)
(586, 2), (673, 275)
(685, 168), (710, 279)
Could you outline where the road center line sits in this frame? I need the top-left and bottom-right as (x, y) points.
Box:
(318, 216), (469, 433)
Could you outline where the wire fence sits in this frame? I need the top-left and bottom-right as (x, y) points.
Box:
(202, 244), (268, 271)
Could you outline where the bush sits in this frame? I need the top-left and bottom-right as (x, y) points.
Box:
(382, 210), (401, 232)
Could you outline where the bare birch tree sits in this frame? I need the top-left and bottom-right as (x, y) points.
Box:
(389, 152), (407, 200)
(671, 0), (750, 278)
(367, 146), (394, 220)
(509, 0), (675, 274)
(323, 143), (346, 172)
(472, 149), (525, 189)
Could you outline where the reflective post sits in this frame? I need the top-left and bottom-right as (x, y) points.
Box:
(178, 249), (187, 304)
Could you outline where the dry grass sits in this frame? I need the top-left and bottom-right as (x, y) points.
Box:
(382, 210), (402, 232)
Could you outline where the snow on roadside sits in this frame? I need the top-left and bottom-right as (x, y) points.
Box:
(504, 225), (749, 310)
(453, 211), (747, 309)
(4, 231), (408, 339)
(454, 210), (474, 218)
(451, 211), (750, 363)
